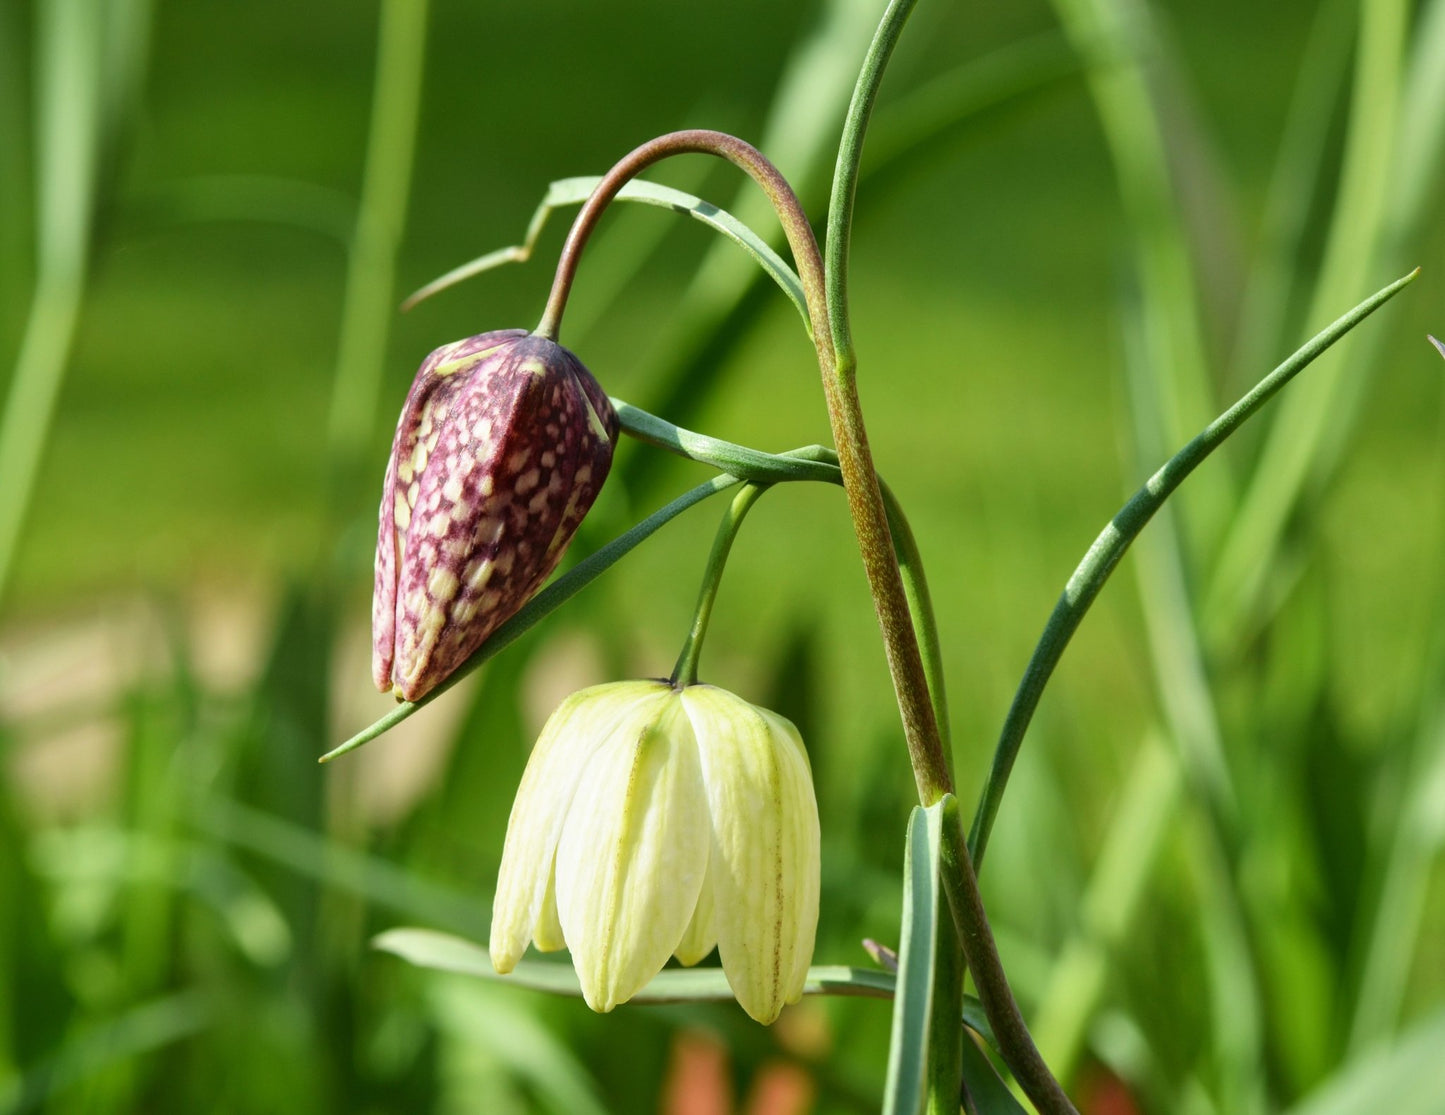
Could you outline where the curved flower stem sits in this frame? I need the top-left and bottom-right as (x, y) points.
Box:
(544, 123), (1068, 1111)
(671, 482), (767, 688)
(827, 4), (1076, 1110)
(614, 404), (952, 751)
(535, 130), (825, 345)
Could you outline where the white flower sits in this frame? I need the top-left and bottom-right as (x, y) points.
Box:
(489, 679), (820, 1024)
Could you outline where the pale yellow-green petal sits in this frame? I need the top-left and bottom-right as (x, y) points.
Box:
(673, 855), (716, 967)
(532, 869), (565, 953)
(681, 685), (820, 1024)
(490, 680), (670, 973)
(759, 706), (821, 1004)
(555, 693), (710, 1012)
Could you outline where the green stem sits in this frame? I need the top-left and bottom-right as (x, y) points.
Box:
(539, 116), (1055, 1109)
(671, 483), (767, 687)
(967, 268), (1419, 869)
(0, 0), (100, 606)
(615, 404), (953, 754)
(320, 470), (741, 763)
(825, 0), (917, 375)
(828, 5), (1029, 1111)
(939, 805), (1076, 1114)
(535, 131), (826, 345)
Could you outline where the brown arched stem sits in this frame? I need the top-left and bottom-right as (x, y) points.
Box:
(539, 129), (1075, 1114)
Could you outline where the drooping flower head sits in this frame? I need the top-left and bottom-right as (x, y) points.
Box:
(374, 330), (618, 701)
(490, 680), (821, 1025)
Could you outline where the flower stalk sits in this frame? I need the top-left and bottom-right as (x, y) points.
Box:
(672, 483), (767, 688)
(537, 118), (1073, 1111)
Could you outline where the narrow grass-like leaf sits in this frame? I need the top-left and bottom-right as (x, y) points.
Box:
(969, 269), (1418, 867)
(615, 400), (841, 484)
(1285, 1006), (1445, 1115)
(1346, 694), (1445, 1052)
(402, 176), (808, 325)
(132, 175), (357, 243)
(325, 0), (429, 466)
(883, 802), (944, 1115)
(374, 928), (896, 1002)
(616, 402), (955, 757)
(200, 802), (487, 937)
(865, 30), (1081, 179)
(1205, 0), (1409, 651)
(0, 0), (103, 604)
(321, 435), (848, 762)
(1, 991), (212, 1113)
(1031, 733), (1180, 1084)
(960, 1030), (1028, 1115)
(320, 473), (738, 761)
(1047, 0), (1231, 558)
(427, 981), (610, 1115)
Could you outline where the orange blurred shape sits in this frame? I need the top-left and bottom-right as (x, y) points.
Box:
(661, 1029), (733, 1115)
(1079, 1066), (1141, 1115)
(743, 1061), (815, 1115)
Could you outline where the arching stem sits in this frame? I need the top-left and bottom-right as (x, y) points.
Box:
(671, 483), (767, 688)
(543, 127), (1073, 1114)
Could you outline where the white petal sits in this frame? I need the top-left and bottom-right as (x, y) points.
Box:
(673, 853), (716, 966)
(490, 681), (670, 973)
(532, 869), (565, 953)
(758, 706), (821, 1004)
(681, 686), (820, 1024)
(555, 692), (710, 1012)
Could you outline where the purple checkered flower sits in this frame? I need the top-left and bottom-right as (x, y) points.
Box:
(373, 330), (618, 701)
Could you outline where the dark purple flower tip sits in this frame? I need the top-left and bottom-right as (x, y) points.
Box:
(373, 330), (618, 701)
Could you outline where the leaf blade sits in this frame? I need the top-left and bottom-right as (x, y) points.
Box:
(883, 801), (945, 1115)
(402, 176), (808, 325)
(374, 927), (897, 1003)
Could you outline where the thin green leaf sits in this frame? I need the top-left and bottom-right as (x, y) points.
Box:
(325, 0), (429, 465)
(0, 0), (104, 605)
(131, 175), (357, 243)
(960, 1029), (1028, 1115)
(320, 472), (738, 762)
(1031, 732), (1181, 1084)
(1205, 0), (1410, 651)
(615, 403), (953, 755)
(402, 176), (808, 325)
(427, 981), (610, 1115)
(0, 991), (212, 1113)
(1285, 1006), (1445, 1115)
(614, 400), (841, 485)
(373, 928), (896, 1002)
(968, 268), (1418, 868)
(883, 801), (945, 1115)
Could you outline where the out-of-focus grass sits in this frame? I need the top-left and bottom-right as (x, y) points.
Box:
(2, 0), (1445, 1113)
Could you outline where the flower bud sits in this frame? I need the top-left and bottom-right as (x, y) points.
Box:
(373, 330), (618, 701)
(490, 680), (821, 1024)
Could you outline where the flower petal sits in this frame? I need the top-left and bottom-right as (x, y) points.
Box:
(672, 853), (716, 966)
(555, 691), (709, 1012)
(680, 686), (820, 1024)
(490, 681), (667, 973)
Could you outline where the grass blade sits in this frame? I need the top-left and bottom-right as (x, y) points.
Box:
(373, 928), (897, 1002)
(960, 1030), (1028, 1115)
(0, 0), (103, 603)
(404, 177), (809, 326)
(1205, 0), (1409, 650)
(1285, 1006), (1445, 1115)
(969, 269), (1417, 867)
(325, 0), (429, 469)
(883, 802), (944, 1115)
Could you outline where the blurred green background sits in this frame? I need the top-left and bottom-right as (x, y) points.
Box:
(2, 0), (1444, 1112)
